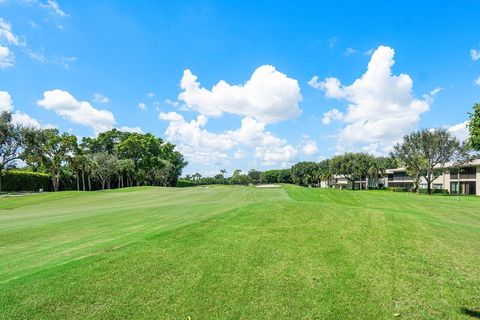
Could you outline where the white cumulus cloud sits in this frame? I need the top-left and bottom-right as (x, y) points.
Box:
(447, 121), (469, 142)
(118, 126), (144, 134)
(322, 108), (343, 125)
(0, 91), (52, 128)
(310, 45), (431, 154)
(138, 102), (147, 110)
(159, 112), (297, 166)
(475, 76), (480, 86)
(0, 90), (13, 112)
(300, 135), (319, 155)
(178, 65), (302, 124)
(38, 89), (116, 133)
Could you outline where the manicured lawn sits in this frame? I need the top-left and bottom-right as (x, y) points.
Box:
(0, 185), (479, 319)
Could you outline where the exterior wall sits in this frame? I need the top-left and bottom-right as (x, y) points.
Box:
(443, 171), (451, 193)
(320, 163), (480, 196)
(477, 166), (480, 196)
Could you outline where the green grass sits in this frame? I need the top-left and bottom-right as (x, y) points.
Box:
(1, 185), (479, 319)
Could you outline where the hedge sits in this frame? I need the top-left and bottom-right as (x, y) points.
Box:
(418, 188), (449, 195)
(175, 179), (196, 187)
(1, 170), (51, 192)
(385, 187), (408, 192)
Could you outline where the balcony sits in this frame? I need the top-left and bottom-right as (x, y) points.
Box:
(388, 176), (413, 182)
(450, 173), (477, 180)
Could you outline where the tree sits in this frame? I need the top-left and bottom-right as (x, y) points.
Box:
(247, 169), (262, 185)
(291, 162), (318, 186)
(329, 153), (375, 189)
(316, 160), (331, 187)
(118, 158), (136, 188)
(393, 128), (460, 195)
(0, 112), (23, 191)
(22, 128), (78, 192)
(91, 152), (119, 190)
(468, 103), (480, 151)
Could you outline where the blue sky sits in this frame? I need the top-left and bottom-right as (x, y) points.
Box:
(1, 1), (479, 175)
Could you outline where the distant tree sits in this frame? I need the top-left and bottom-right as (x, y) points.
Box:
(118, 158), (136, 188)
(81, 129), (128, 154)
(247, 169), (262, 185)
(329, 153), (375, 189)
(468, 103), (480, 151)
(91, 152), (119, 190)
(22, 128), (78, 192)
(393, 128), (460, 195)
(317, 160), (331, 187)
(0, 112), (23, 191)
(232, 169), (242, 177)
(291, 162), (318, 186)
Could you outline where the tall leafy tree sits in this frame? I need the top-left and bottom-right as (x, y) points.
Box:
(330, 153), (375, 189)
(22, 128), (78, 192)
(393, 128), (460, 195)
(291, 162), (318, 186)
(91, 152), (119, 190)
(0, 112), (23, 191)
(468, 102), (480, 151)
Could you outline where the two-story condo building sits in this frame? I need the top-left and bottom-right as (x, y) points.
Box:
(322, 159), (480, 196)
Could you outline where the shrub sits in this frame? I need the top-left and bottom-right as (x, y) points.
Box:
(386, 187), (407, 192)
(418, 188), (449, 195)
(1, 170), (51, 192)
(176, 179), (195, 187)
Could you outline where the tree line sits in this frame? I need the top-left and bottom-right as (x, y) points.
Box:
(183, 103), (480, 195)
(0, 111), (187, 192)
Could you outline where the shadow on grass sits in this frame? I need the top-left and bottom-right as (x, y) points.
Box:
(461, 308), (480, 318)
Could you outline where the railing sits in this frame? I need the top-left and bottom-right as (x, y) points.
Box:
(388, 176), (413, 181)
(450, 173), (477, 180)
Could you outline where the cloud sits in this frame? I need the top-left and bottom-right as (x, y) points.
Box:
(0, 18), (20, 46)
(475, 76), (480, 86)
(471, 49), (480, 61)
(118, 126), (143, 134)
(300, 135), (319, 155)
(0, 91), (52, 128)
(38, 89), (116, 133)
(0, 44), (13, 68)
(0, 91), (13, 112)
(322, 108), (343, 125)
(364, 48), (375, 56)
(11, 111), (55, 128)
(178, 65), (302, 124)
(447, 121), (469, 142)
(233, 149), (246, 159)
(28, 0), (69, 17)
(345, 47), (357, 55)
(147, 92), (156, 98)
(92, 93), (109, 104)
(310, 45), (430, 154)
(138, 102), (147, 110)
(159, 112), (297, 166)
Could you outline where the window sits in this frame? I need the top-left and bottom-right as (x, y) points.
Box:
(433, 184), (443, 190)
(450, 181), (458, 194)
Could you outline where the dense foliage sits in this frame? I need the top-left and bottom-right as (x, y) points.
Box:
(469, 103), (480, 151)
(1, 170), (51, 192)
(0, 112), (187, 192)
(393, 128), (463, 194)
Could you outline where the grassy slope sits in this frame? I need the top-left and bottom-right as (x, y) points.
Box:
(0, 185), (479, 319)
